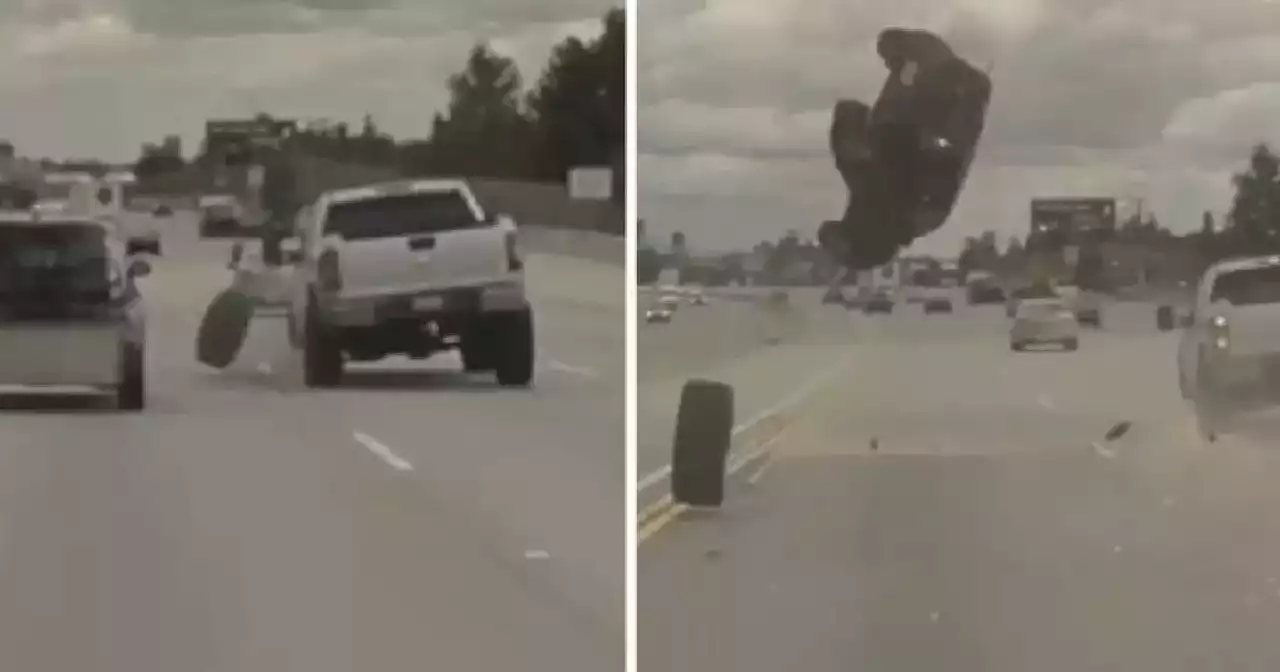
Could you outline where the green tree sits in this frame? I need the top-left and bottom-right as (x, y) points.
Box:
(1226, 143), (1280, 254)
(415, 43), (534, 178)
(526, 8), (625, 196)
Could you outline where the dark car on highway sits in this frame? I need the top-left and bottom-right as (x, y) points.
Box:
(863, 291), (895, 314)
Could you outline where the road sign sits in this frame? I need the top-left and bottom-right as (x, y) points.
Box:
(1030, 197), (1117, 239)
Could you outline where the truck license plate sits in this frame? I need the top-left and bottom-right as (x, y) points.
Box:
(412, 295), (444, 311)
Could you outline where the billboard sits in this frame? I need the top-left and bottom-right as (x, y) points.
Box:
(204, 118), (297, 162)
(1030, 197), (1116, 240)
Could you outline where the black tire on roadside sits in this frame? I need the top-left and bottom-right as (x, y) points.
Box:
(303, 296), (343, 387)
(117, 342), (145, 411)
(195, 289), (254, 369)
(493, 308), (535, 387)
(670, 379), (735, 508)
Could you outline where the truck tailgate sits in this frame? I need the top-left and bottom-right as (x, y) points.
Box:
(1224, 304), (1280, 357)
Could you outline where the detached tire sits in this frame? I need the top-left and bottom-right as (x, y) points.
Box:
(493, 308), (535, 387)
(1156, 305), (1174, 332)
(117, 343), (145, 411)
(303, 297), (343, 387)
(196, 289), (254, 369)
(670, 379), (735, 508)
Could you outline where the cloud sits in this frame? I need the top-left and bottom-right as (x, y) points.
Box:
(638, 0), (1280, 254)
(0, 0), (615, 160)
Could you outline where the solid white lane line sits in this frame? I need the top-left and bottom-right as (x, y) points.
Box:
(353, 431), (414, 472)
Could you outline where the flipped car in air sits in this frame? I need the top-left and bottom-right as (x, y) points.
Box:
(819, 28), (993, 272)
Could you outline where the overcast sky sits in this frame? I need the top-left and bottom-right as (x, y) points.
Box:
(0, 0), (613, 163)
(638, 0), (1280, 255)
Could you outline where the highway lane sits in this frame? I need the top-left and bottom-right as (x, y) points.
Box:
(640, 300), (1280, 671)
(0, 213), (624, 671)
(636, 289), (865, 504)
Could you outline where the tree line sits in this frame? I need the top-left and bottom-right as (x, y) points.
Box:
(136, 7), (624, 205)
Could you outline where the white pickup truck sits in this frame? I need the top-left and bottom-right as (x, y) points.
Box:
(1177, 255), (1280, 438)
(287, 178), (532, 388)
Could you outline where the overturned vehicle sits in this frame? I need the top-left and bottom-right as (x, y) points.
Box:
(820, 28), (993, 271)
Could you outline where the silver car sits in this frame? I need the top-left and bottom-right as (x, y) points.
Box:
(1010, 299), (1079, 352)
(0, 212), (150, 409)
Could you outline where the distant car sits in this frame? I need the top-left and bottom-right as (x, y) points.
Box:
(645, 306), (673, 323)
(863, 292), (895, 314)
(1075, 306), (1102, 327)
(923, 297), (953, 313)
(967, 283), (1005, 304)
(1010, 299), (1079, 351)
(198, 200), (244, 238)
(1006, 284), (1058, 317)
(659, 295), (681, 312)
(688, 291), (708, 306)
(822, 287), (846, 305)
(152, 204), (173, 217)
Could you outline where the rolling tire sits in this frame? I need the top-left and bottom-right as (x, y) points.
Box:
(1156, 305), (1174, 332)
(1063, 338), (1079, 351)
(117, 343), (145, 411)
(303, 298), (343, 387)
(493, 308), (535, 387)
(196, 289), (254, 369)
(670, 379), (735, 508)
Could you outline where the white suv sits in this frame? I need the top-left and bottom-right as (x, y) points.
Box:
(0, 212), (150, 409)
(287, 179), (533, 387)
(1178, 255), (1280, 437)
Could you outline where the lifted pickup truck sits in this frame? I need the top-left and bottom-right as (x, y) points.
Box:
(287, 178), (533, 388)
(1178, 255), (1280, 439)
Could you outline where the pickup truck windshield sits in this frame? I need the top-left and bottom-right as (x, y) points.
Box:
(323, 191), (483, 240)
(1210, 266), (1280, 305)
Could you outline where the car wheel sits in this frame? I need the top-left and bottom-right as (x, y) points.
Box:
(1010, 341), (1024, 352)
(303, 297), (343, 387)
(493, 308), (534, 387)
(117, 342), (145, 411)
(1063, 338), (1079, 351)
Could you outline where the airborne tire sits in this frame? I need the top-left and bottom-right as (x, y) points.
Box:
(196, 289), (254, 369)
(670, 379), (735, 508)
(493, 308), (535, 387)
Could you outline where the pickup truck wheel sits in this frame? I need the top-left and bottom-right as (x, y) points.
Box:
(460, 321), (496, 372)
(493, 309), (534, 387)
(303, 299), (343, 387)
(117, 343), (145, 411)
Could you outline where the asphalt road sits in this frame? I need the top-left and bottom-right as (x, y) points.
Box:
(0, 212), (624, 671)
(640, 297), (1280, 671)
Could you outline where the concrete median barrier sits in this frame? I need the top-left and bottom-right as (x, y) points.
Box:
(670, 379), (735, 508)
